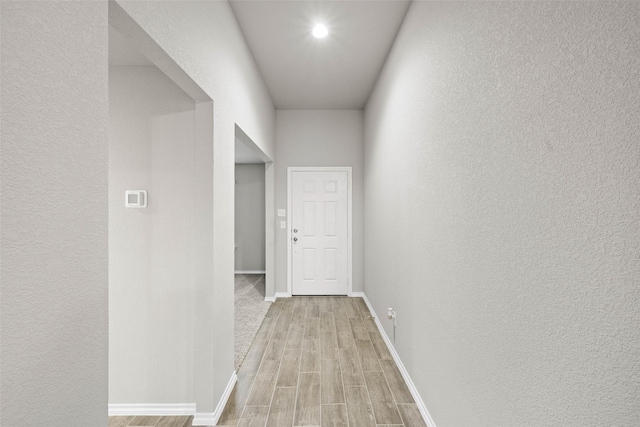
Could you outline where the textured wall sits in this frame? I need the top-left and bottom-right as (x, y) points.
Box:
(275, 110), (364, 294)
(109, 66), (196, 404)
(115, 0), (275, 412)
(1, 1), (108, 425)
(364, 2), (640, 426)
(235, 164), (266, 272)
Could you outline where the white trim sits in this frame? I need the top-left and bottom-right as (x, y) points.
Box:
(275, 292), (291, 299)
(361, 294), (438, 427)
(287, 167), (353, 296)
(206, 370), (237, 426)
(264, 296), (276, 302)
(234, 270), (266, 275)
(349, 291), (365, 298)
(108, 403), (196, 416)
(192, 412), (215, 426)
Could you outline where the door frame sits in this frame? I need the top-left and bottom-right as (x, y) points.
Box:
(287, 166), (353, 296)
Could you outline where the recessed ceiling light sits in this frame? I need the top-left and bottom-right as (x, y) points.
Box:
(312, 23), (328, 39)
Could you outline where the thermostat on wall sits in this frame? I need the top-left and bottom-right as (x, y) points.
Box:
(125, 190), (147, 208)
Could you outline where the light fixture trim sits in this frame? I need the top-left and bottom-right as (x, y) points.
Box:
(312, 23), (328, 39)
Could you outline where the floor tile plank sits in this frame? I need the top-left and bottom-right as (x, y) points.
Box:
(238, 406), (270, 427)
(397, 403), (428, 427)
(275, 314), (292, 332)
(108, 416), (133, 427)
(354, 339), (381, 372)
(266, 388), (297, 427)
(321, 358), (345, 404)
(321, 404), (348, 427)
(263, 334), (286, 361)
(286, 324), (305, 350)
(155, 416), (190, 427)
(369, 332), (393, 361)
(292, 306), (307, 324)
(330, 297), (345, 313)
(242, 338), (270, 374)
(354, 298), (371, 317)
(363, 317), (378, 333)
(380, 359), (414, 403)
(282, 298), (296, 312)
(265, 301), (282, 318)
(320, 311), (336, 333)
(301, 339), (320, 373)
(254, 316), (277, 341)
(321, 331), (339, 360)
(319, 297), (333, 313)
(345, 386), (376, 427)
(349, 318), (369, 340)
(343, 300), (361, 318)
(294, 373), (321, 426)
(304, 316), (320, 339)
(337, 329), (355, 349)
(277, 349), (302, 387)
(335, 317), (350, 332)
(129, 416), (161, 426)
(307, 299), (320, 317)
(218, 386), (245, 425)
(339, 348), (365, 387)
(161, 416), (192, 427)
(364, 372), (403, 425)
(246, 359), (280, 406)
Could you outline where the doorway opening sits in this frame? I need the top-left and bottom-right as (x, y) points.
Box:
(234, 126), (273, 369)
(108, 3), (213, 419)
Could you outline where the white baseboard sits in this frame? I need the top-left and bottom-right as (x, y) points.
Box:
(235, 270), (266, 275)
(349, 291), (365, 297)
(362, 294), (437, 427)
(193, 370), (237, 426)
(264, 296), (276, 302)
(275, 292), (291, 299)
(192, 412), (215, 426)
(108, 403), (196, 416)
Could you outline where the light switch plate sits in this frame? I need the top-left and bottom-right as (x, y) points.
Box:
(280, 221), (286, 229)
(277, 209), (286, 217)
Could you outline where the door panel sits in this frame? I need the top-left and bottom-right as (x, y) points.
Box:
(292, 171), (348, 295)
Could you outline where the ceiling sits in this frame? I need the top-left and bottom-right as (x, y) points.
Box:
(109, 2), (411, 109)
(109, 1), (412, 161)
(230, 0), (411, 110)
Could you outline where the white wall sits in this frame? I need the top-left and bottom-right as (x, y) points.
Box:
(235, 164), (266, 272)
(0, 1), (108, 425)
(113, 0), (275, 415)
(109, 66), (196, 404)
(275, 110), (364, 294)
(364, 2), (640, 426)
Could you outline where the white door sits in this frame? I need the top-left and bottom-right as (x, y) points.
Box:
(291, 170), (348, 295)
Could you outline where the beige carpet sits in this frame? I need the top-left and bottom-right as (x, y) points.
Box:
(234, 274), (271, 370)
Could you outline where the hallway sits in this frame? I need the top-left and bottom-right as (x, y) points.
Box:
(219, 296), (425, 427)
(3, 2), (639, 426)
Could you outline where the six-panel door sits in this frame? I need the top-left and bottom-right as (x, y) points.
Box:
(291, 171), (348, 295)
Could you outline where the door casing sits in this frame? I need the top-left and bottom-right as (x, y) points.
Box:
(287, 166), (353, 297)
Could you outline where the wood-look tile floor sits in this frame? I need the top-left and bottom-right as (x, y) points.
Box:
(108, 415), (192, 427)
(219, 296), (427, 427)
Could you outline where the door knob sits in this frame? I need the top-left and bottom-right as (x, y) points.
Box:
(293, 237), (298, 242)
(293, 228), (298, 233)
